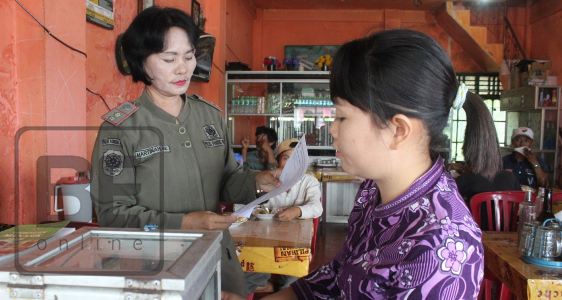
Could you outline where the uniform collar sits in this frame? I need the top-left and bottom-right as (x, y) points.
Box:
(138, 89), (191, 124)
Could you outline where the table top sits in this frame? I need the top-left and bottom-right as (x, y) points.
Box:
(307, 166), (363, 182)
(482, 231), (562, 299)
(230, 218), (313, 248)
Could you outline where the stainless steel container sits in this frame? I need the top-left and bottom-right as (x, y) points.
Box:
(0, 227), (222, 299)
(519, 221), (539, 256)
(532, 221), (562, 260)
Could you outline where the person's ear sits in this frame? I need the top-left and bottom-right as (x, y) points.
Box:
(387, 114), (414, 150)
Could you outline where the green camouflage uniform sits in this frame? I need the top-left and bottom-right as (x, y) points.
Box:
(90, 90), (257, 296)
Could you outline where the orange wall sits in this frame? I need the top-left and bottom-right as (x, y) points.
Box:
(0, 0), (21, 225)
(226, 0), (255, 65)
(507, 7), (529, 51)
(1, 0), (87, 225)
(528, 1), (562, 85)
(251, 9), (481, 72)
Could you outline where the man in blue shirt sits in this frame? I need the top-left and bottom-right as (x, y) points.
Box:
(502, 127), (549, 188)
(241, 126), (278, 170)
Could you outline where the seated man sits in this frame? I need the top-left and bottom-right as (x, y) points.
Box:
(241, 126), (278, 171)
(502, 127), (549, 188)
(245, 138), (323, 295)
(263, 138), (323, 221)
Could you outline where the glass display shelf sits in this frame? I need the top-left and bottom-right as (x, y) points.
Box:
(225, 72), (335, 149)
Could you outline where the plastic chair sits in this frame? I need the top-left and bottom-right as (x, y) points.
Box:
(222, 203), (234, 213)
(552, 191), (562, 209)
(311, 217), (319, 262)
(470, 191), (525, 300)
(310, 198), (322, 263)
(470, 191), (526, 232)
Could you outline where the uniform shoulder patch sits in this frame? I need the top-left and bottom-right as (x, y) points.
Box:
(190, 94), (222, 112)
(101, 102), (139, 126)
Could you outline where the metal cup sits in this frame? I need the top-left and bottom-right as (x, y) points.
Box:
(519, 221), (539, 256)
(532, 223), (562, 260)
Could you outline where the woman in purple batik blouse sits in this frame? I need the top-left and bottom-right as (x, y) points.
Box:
(222, 29), (498, 300)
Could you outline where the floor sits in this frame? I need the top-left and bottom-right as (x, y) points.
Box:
(253, 222), (349, 299)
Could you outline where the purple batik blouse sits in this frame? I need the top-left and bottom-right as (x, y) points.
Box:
(291, 158), (484, 299)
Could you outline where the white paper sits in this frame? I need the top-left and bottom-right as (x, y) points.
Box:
(556, 210), (562, 221)
(235, 136), (309, 218)
(514, 146), (530, 155)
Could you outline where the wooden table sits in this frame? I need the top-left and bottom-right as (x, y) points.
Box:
(483, 231), (562, 300)
(230, 218), (313, 277)
(316, 167), (362, 235)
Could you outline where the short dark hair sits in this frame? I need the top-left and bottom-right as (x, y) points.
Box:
(255, 126), (278, 150)
(121, 6), (200, 85)
(330, 29), (500, 180)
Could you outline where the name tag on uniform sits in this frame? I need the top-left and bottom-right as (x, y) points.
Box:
(202, 124), (225, 148)
(102, 138), (122, 147)
(135, 145), (171, 160)
(203, 140), (225, 147)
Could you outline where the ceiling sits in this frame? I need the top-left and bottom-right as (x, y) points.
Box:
(247, 0), (523, 12)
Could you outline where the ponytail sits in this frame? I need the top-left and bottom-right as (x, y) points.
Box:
(461, 92), (502, 181)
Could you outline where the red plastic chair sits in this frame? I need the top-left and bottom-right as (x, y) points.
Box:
(470, 191), (526, 232)
(310, 198), (322, 263)
(552, 191), (562, 204)
(222, 203), (234, 213)
(470, 191), (525, 300)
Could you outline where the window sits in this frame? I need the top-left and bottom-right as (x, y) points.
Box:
(449, 73), (504, 162)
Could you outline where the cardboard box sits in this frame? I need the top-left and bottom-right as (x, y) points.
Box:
(521, 69), (548, 82)
(511, 60), (552, 88)
(524, 60), (552, 72)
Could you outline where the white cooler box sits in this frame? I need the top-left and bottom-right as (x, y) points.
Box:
(0, 227), (222, 300)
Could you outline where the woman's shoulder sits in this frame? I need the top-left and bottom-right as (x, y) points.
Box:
(430, 175), (477, 220)
(100, 102), (141, 127)
(188, 94), (222, 112)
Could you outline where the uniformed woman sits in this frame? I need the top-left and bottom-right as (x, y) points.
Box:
(90, 7), (279, 297)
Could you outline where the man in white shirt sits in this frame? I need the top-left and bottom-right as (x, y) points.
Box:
(263, 138), (323, 220)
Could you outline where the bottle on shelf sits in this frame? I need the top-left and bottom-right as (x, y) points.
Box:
(247, 96), (253, 114)
(517, 187), (536, 246)
(537, 188), (555, 223)
(257, 96), (265, 114)
(242, 96), (249, 114)
(231, 98), (238, 114)
(237, 97), (243, 114)
(252, 96), (257, 114)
